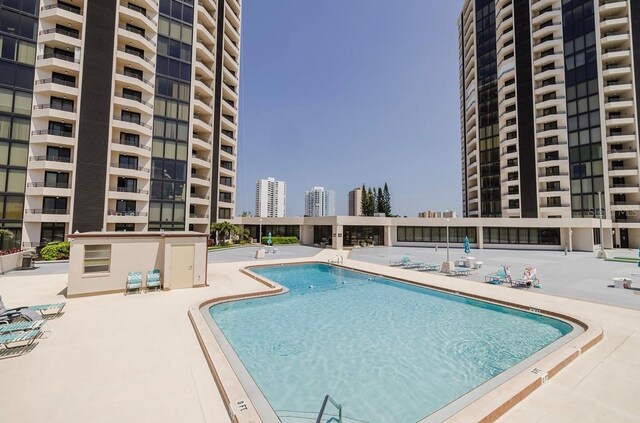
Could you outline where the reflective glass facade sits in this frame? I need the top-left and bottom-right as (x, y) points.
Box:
(0, 0), (38, 248)
(476, 0), (501, 216)
(149, 0), (194, 230)
(562, 0), (603, 217)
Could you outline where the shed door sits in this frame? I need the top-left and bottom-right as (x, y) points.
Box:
(170, 244), (194, 289)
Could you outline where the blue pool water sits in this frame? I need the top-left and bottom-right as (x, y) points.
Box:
(210, 264), (572, 422)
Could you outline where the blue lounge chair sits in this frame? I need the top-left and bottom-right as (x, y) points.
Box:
(0, 320), (45, 334)
(126, 272), (142, 295)
(146, 269), (162, 292)
(484, 265), (511, 284)
(0, 328), (41, 350)
(389, 255), (410, 267)
(0, 296), (64, 321)
(415, 263), (441, 272)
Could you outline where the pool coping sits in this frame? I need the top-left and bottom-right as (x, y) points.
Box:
(188, 260), (603, 423)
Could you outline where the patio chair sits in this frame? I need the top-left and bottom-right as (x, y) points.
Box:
(415, 263), (441, 272)
(146, 269), (162, 292)
(484, 265), (511, 285)
(402, 260), (426, 269)
(447, 267), (471, 276)
(0, 320), (45, 334)
(0, 296), (64, 321)
(511, 267), (541, 289)
(126, 272), (142, 295)
(0, 328), (41, 350)
(389, 255), (410, 267)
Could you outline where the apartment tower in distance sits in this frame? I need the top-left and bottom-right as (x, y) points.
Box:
(348, 187), (363, 216)
(255, 177), (286, 217)
(460, 0), (640, 234)
(0, 0), (241, 248)
(304, 186), (335, 217)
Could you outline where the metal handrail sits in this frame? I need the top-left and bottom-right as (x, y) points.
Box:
(328, 255), (343, 265)
(315, 394), (342, 423)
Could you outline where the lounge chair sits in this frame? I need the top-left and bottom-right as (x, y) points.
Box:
(512, 267), (540, 289)
(447, 267), (471, 276)
(389, 256), (410, 267)
(0, 328), (41, 350)
(402, 260), (425, 269)
(0, 320), (45, 334)
(146, 269), (162, 292)
(0, 296), (64, 321)
(415, 263), (441, 272)
(126, 272), (142, 295)
(484, 265), (511, 285)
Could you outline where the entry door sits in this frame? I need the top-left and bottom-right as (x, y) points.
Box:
(620, 229), (629, 249)
(170, 244), (194, 289)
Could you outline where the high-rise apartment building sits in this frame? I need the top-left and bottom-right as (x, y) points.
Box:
(0, 0), (241, 247)
(255, 177), (286, 217)
(460, 0), (640, 233)
(348, 187), (363, 216)
(304, 186), (335, 217)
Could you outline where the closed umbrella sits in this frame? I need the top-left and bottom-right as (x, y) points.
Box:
(464, 236), (471, 256)
(267, 232), (272, 246)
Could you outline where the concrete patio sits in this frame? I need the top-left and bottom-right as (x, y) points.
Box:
(0, 246), (638, 422)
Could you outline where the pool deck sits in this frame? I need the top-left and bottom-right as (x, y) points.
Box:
(0, 246), (639, 422)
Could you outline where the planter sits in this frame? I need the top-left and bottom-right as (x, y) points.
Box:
(0, 250), (25, 274)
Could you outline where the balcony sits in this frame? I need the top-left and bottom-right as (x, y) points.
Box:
(23, 208), (70, 223)
(40, 2), (83, 25)
(38, 27), (82, 48)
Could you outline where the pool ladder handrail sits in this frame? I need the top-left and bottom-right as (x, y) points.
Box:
(328, 255), (343, 265)
(315, 394), (343, 423)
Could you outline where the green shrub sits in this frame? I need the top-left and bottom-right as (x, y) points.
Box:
(262, 236), (298, 245)
(40, 241), (70, 261)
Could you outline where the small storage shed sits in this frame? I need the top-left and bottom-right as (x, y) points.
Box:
(67, 231), (208, 297)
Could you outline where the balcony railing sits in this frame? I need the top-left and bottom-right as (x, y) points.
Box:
(30, 154), (73, 164)
(112, 138), (152, 151)
(41, 3), (81, 14)
(111, 163), (150, 172)
(26, 182), (72, 189)
(32, 128), (74, 137)
(35, 77), (77, 88)
(115, 69), (154, 87)
(39, 27), (81, 39)
(109, 187), (149, 194)
(107, 210), (148, 216)
(25, 209), (70, 215)
(38, 51), (79, 63)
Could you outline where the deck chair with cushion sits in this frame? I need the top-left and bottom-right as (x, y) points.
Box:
(447, 267), (472, 276)
(146, 269), (162, 292)
(126, 272), (142, 295)
(512, 266), (541, 289)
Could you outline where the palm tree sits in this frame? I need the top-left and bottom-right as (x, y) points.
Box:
(210, 222), (232, 245)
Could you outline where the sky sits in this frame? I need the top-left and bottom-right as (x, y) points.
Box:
(235, 0), (465, 217)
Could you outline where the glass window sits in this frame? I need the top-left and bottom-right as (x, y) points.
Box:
(0, 89), (12, 113)
(9, 143), (27, 166)
(13, 91), (31, 115)
(4, 196), (23, 220)
(11, 117), (29, 140)
(6, 169), (25, 192)
(16, 41), (35, 65)
(0, 115), (10, 138)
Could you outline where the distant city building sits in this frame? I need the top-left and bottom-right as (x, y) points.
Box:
(305, 187), (336, 217)
(348, 187), (363, 216)
(255, 177), (286, 217)
(418, 211), (457, 218)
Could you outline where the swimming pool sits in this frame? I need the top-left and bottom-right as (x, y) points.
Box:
(210, 263), (573, 422)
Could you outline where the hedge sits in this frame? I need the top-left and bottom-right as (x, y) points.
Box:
(261, 236), (298, 245)
(40, 241), (70, 261)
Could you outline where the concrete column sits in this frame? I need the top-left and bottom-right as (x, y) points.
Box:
(477, 225), (484, 249)
(385, 225), (392, 246)
(332, 225), (343, 250)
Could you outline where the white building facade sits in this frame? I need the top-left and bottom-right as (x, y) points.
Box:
(304, 186), (335, 217)
(255, 177), (286, 217)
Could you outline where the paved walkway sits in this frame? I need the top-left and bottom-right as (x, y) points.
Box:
(349, 247), (640, 310)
